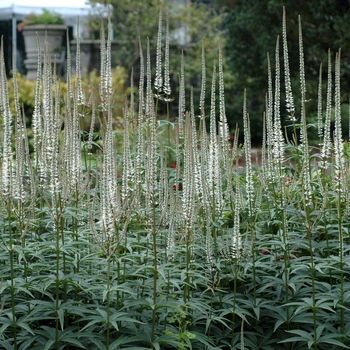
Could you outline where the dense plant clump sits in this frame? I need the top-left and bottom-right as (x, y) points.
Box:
(1, 8), (350, 350)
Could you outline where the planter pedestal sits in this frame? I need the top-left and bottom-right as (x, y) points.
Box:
(22, 24), (67, 80)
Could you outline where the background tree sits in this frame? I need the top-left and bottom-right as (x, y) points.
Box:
(89, 0), (229, 120)
(215, 0), (350, 144)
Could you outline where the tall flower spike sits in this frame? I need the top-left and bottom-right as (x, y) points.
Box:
(87, 90), (96, 155)
(138, 38), (145, 115)
(218, 43), (230, 166)
(231, 172), (242, 259)
(135, 38), (145, 201)
(66, 30), (72, 100)
(145, 38), (153, 117)
(0, 37), (13, 198)
(75, 17), (85, 105)
(99, 16), (113, 109)
(163, 15), (171, 98)
(130, 67), (135, 130)
(298, 15), (306, 104)
(334, 50), (345, 198)
(208, 62), (223, 211)
(32, 34), (42, 168)
(266, 53), (274, 179)
(145, 38), (157, 221)
(178, 51), (185, 135)
(317, 63), (323, 139)
(282, 7), (295, 119)
(273, 36), (284, 168)
(261, 110), (267, 173)
(64, 33), (73, 189)
(69, 86), (83, 194)
(99, 19), (106, 106)
(298, 15), (311, 206)
(183, 112), (196, 231)
(208, 63), (216, 191)
(50, 72), (62, 197)
(298, 15), (308, 146)
(106, 16), (113, 99)
(41, 40), (54, 185)
(190, 86), (202, 198)
(122, 99), (134, 207)
(145, 97), (158, 227)
(199, 42), (206, 115)
(12, 47), (25, 202)
(154, 7), (163, 92)
(321, 50), (332, 167)
(243, 90), (254, 217)
(158, 145), (168, 210)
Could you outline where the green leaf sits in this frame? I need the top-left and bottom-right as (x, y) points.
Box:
(43, 340), (55, 350)
(17, 321), (35, 335)
(279, 329), (313, 344)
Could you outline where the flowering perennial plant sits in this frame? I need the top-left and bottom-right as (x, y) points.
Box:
(1, 7), (350, 350)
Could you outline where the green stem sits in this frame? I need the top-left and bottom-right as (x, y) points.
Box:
(151, 224), (158, 346)
(338, 195), (344, 345)
(8, 201), (17, 349)
(106, 256), (111, 350)
(306, 223), (317, 349)
(55, 216), (60, 348)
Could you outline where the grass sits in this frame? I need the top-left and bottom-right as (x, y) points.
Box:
(0, 8), (350, 350)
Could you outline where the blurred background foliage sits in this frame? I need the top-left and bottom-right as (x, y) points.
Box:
(215, 0), (350, 144)
(8, 67), (129, 132)
(82, 0), (350, 144)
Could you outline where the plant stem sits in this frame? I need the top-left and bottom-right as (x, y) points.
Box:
(8, 200), (17, 349)
(106, 255), (111, 350)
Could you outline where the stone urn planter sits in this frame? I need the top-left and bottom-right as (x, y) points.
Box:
(22, 24), (67, 79)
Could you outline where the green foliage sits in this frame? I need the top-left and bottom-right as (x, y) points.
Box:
(19, 8), (65, 27)
(6, 67), (129, 127)
(1, 6), (350, 350)
(89, 0), (232, 121)
(215, 0), (350, 144)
